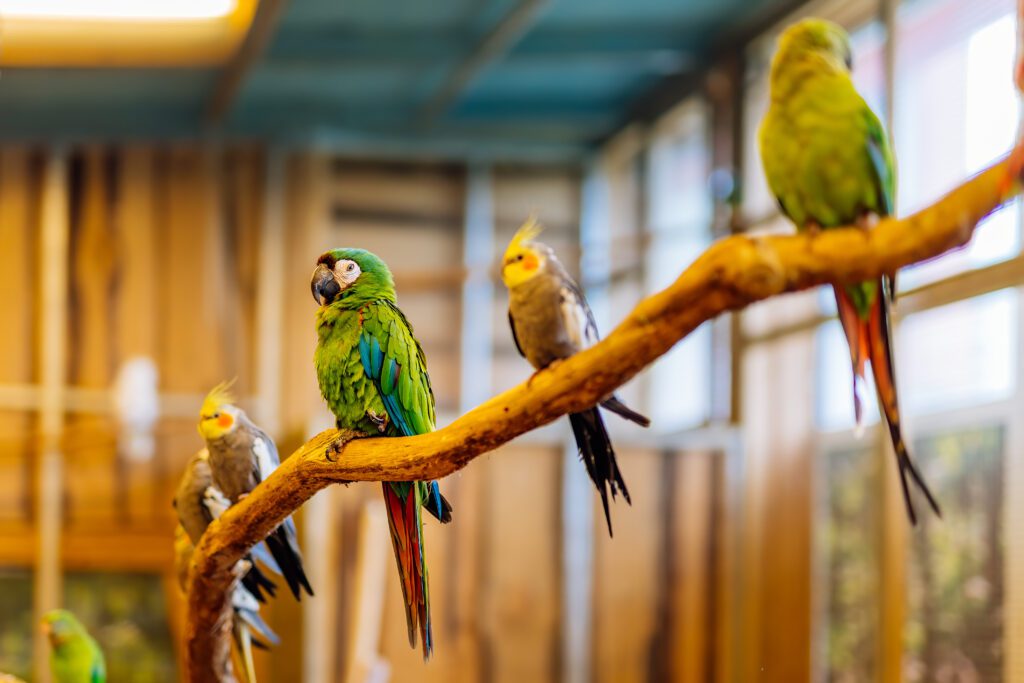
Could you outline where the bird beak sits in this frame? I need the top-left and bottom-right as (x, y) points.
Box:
(311, 264), (341, 306)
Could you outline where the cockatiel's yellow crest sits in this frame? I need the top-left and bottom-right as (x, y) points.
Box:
(502, 216), (546, 288)
(198, 380), (239, 440)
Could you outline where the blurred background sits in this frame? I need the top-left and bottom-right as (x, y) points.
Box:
(0, 0), (1019, 681)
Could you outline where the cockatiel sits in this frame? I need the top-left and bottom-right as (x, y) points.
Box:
(502, 219), (650, 536)
(198, 384), (314, 599)
(311, 248), (452, 659)
(173, 450), (278, 603)
(758, 18), (940, 523)
(41, 610), (106, 683)
(173, 454), (280, 683)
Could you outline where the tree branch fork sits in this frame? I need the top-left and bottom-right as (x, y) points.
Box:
(185, 154), (1020, 681)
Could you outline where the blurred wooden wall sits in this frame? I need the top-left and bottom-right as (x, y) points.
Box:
(0, 149), (740, 683)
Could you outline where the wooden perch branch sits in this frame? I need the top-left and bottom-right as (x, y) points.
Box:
(185, 155), (1019, 681)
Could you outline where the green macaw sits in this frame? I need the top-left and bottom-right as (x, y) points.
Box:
(758, 18), (940, 523)
(41, 610), (105, 683)
(311, 248), (452, 660)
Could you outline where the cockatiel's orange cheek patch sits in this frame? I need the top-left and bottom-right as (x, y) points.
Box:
(523, 253), (539, 271)
(218, 414), (233, 429)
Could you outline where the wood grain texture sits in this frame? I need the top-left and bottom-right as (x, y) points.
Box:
(185, 153), (1020, 682)
(0, 150), (36, 524)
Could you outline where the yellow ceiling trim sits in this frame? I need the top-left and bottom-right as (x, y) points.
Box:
(0, 0), (257, 67)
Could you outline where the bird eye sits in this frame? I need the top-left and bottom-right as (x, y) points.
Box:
(347, 264), (355, 272)
(516, 254), (524, 262)
(212, 412), (220, 419)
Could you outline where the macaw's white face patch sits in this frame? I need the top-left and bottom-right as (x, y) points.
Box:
(334, 259), (361, 290)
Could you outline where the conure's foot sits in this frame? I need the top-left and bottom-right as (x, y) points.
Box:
(325, 429), (361, 463)
(366, 410), (389, 433)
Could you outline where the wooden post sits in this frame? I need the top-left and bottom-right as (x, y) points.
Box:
(34, 148), (69, 683)
(342, 501), (391, 683)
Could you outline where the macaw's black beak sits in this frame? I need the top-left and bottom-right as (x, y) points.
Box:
(311, 264), (341, 306)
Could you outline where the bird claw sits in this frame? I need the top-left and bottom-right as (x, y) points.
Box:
(366, 410), (389, 433)
(325, 429), (360, 463)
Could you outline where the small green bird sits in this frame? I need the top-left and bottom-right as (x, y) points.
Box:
(502, 219), (650, 535)
(198, 384), (314, 599)
(311, 248), (452, 659)
(41, 610), (105, 683)
(758, 18), (940, 523)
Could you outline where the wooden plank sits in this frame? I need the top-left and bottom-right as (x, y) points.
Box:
(669, 452), (715, 683)
(493, 165), (581, 233)
(113, 146), (160, 527)
(67, 147), (118, 527)
(591, 447), (663, 683)
(342, 500), (389, 683)
(34, 148), (69, 683)
(225, 147), (263, 400)
(481, 444), (561, 683)
(0, 150), (35, 524)
(0, 528), (172, 569)
(331, 161), (465, 222)
(158, 147), (227, 393)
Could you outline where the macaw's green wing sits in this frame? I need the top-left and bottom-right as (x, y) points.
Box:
(863, 105), (898, 300)
(358, 300), (436, 437)
(863, 106), (895, 218)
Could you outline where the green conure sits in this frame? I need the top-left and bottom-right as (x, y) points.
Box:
(41, 610), (105, 683)
(759, 18), (940, 523)
(311, 248), (452, 659)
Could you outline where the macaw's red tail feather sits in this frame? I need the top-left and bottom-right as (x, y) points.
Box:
(864, 287), (942, 525)
(382, 482), (433, 659)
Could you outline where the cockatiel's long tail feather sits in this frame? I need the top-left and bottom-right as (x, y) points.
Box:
(835, 283), (942, 525)
(233, 621), (257, 683)
(568, 408), (630, 537)
(600, 395), (651, 428)
(383, 482), (433, 659)
(240, 563), (277, 603)
(264, 522), (313, 600)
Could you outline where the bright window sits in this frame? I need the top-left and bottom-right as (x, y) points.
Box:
(895, 0), (1020, 289)
(898, 288), (1017, 416)
(644, 100), (713, 429)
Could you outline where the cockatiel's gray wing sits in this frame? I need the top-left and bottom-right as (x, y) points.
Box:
(553, 266), (600, 352)
(174, 450), (279, 602)
(173, 451), (216, 546)
(545, 256), (650, 428)
(239, 417), (313, 600)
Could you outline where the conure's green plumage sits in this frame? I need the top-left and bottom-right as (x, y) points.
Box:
(759, 18), (939, 524)
(312, 248), (452, 659)
(42, 610), (106, 683)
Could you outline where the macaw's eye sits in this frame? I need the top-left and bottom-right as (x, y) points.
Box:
(347, 263), (355, 272)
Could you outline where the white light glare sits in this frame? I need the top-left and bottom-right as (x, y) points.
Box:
(0, 0), (235, 21)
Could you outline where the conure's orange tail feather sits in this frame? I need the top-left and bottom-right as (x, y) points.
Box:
(835, 283), (942, 525)
(382, 482), (433, 659)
